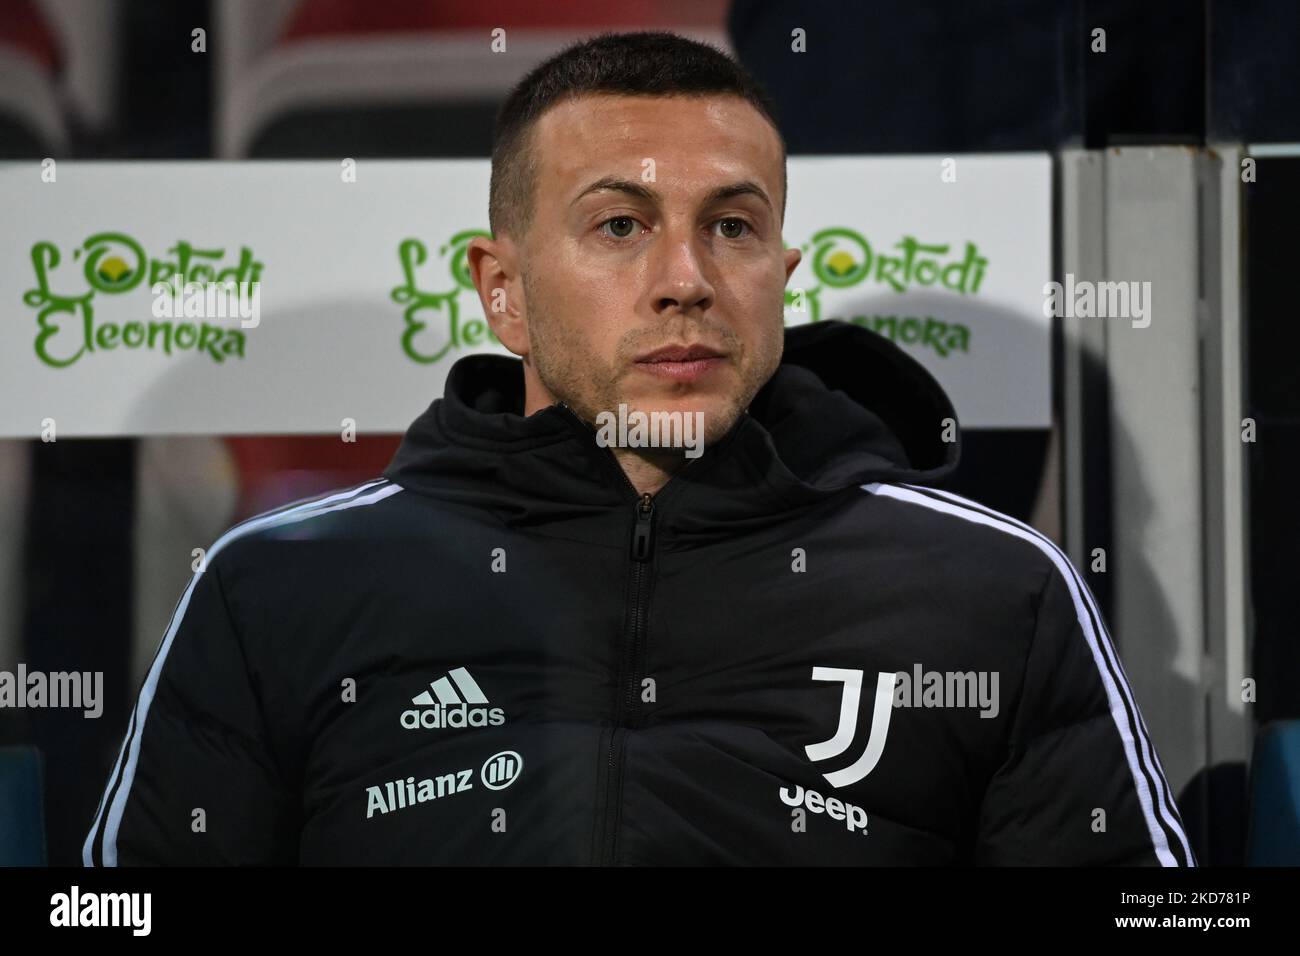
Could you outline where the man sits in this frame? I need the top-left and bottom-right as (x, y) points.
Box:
(85, 32), (1193, 865)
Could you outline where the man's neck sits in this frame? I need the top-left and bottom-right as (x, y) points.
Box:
(612, 447), (688, 497)
(531, 385), (693, 496)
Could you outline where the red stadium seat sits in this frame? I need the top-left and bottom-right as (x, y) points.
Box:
(281, 0), (730, 36)
(224, 435), (402, 522)
(1, 0), (58, 69)
(215, 0), (731, 157)
(0, 0), (67, 156)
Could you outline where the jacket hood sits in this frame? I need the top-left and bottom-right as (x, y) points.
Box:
(383, 320), (960, 540)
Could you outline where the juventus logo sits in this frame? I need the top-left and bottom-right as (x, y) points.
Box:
(805, 667), (899, 788)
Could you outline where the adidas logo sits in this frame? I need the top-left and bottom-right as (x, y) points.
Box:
(400, 667), (506, 730)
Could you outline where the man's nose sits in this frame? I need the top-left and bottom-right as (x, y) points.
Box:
(648, 227), (715, 317)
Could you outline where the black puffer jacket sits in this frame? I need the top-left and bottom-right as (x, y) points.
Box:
(84, 320), (1194, 865)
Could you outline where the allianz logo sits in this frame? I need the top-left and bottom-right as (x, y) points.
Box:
(400, 666), (505, 730)
(366, 750), (523, 819)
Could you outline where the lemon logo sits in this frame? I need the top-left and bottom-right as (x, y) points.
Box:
(82, 232), (145, 294)
(824, 249), (857, 278)
(808, 227), (872, 288)
(97, 256), (132, 284)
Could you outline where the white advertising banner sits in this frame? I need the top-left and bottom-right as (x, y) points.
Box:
(0, 157), (1050, 437)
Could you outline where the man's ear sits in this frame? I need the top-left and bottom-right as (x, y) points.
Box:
(467, 235), (527, 357)
(783, 245), (802, 284)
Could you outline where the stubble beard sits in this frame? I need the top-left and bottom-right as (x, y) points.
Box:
(522, 269), (784, 451)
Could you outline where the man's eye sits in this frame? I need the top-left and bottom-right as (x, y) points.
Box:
(599, 216), (640, 240)
(715, 218), (751, 239)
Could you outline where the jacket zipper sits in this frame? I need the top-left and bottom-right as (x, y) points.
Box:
(553, 402), (747, 865)
(554, 402), (702, 865)
(596, 490), (655, 865)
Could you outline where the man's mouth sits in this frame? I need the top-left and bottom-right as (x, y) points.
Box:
(634, 344), (727, 383)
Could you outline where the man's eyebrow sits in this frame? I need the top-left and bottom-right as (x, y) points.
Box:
(571, 176), (659, 206)
(570, 177), (774, 213)
(702, 181), (773, 213)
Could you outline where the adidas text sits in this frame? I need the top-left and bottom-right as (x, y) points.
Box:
(400, 704), (505, 729)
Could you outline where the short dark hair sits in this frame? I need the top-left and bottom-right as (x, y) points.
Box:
(488, 31), (787, 242)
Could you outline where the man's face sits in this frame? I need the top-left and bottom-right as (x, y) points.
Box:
(479, 93), (801, 448)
